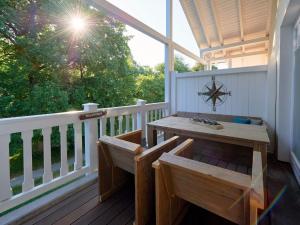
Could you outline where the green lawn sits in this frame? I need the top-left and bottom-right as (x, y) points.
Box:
(12, 164), (75, 195)
(10, 148), (75, 177)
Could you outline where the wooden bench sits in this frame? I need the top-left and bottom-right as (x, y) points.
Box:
(98, 130), (180, 225)
(153, 139), (264, 225)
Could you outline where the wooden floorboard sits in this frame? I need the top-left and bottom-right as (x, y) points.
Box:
(34, 184), (98, 225)
(72, 187), (132, 225)
(107, 202), (135, 225)
(20, 155), (300, 225)
(89, 191), (133, 225)
(265, 157), (300, 225)
(23, 183), (98, 225)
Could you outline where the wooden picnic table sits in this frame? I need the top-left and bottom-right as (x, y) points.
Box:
(147, 116), (270, 185)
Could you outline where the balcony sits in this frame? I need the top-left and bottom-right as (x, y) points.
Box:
(1, 0), (300, 224)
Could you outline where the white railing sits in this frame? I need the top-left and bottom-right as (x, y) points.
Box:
(0, 100), (168, 214)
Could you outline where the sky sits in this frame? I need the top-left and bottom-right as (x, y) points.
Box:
(107, 0), (199, 67)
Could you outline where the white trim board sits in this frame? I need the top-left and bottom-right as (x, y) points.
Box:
(291, 151), (300, 186)
(175, 65), (267, 79)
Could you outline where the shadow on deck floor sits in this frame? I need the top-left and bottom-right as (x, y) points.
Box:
(19, 156), (300, 225)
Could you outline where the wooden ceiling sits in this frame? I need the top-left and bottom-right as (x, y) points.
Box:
(180, 0), (275, 61)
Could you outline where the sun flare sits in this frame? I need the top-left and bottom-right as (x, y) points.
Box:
(69, 15), (86, 33)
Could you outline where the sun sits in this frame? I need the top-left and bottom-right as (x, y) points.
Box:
(69, 15), (87, 33)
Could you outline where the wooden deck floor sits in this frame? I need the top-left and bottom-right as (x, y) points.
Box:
(20, 156), (300, 225)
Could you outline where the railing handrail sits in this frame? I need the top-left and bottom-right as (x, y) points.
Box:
(0, 111), (83, 135)
(0, 110), (83, 124)
(0, 102), (168, 135)
(0, 102), (167, 124)
(99, 102), (168, 117)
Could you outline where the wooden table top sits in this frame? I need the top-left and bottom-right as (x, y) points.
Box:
(147, 116), (270, 144)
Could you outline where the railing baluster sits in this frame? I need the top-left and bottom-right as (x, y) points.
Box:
(155, 109), (158, 121)
(100, 117), (107, 137)
(118, 116), (123, 134)
(0, 134), (12, 201)
(150, 110), (154, 122)
(163, 108), (166, 117)
(59, 125), (68, 176)
(125, 115), (130, 132)
(110, 117), (115, 136)
(74, 123), (83, 170)
(145, 111), (148, 143)
(22, 131), (34, 192)
(42, 128), (53, 183)
(132, 113), (137, 130)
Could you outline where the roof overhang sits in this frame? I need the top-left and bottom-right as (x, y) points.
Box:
(180, 0), (275, 62)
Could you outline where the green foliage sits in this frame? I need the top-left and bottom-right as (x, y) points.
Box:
(135, 73), (164, 103)
(212, 65), (218, 70)
(0, 0), (135, 118)
(192, 62), (205, 71)
(28, 82), (69, 114)
(155, 56), (193, 74)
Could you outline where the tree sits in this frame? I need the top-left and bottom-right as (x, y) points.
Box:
(135, 73), (164, 103)
(0, 0), (136, 118)
(155, 56), (192, 74)
(192, 62), (205, 71)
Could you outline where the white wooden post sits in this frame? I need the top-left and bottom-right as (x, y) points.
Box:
(110, 117), (115, 136)
(0, 134), (12, 201)
(165, 0), (174, 116)
(171, 71), (177, 114)
(22, 131), (34, 192)
(83, 103), (99, 174)
(132, 113), (137, 131)
(59, 125), (68, 176)
(73, 122), (83, 170)
(42, 128), (53, 183)
(100, 117), (107, 137)
(125, 115), (130, 132)
(136, 99), (146, 138)
(118, 116), (123, 134)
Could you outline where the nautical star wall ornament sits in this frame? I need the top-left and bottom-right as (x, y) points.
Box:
(198, 76), (231, 112)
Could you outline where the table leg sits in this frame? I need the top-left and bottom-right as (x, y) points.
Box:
(261, 144), (267, 185)
(261, 144), (268, 208)
(147, 126), (157, 148)
(254, 143), (268, 208)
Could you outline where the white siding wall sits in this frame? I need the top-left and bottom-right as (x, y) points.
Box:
(267, 0), (300, 162)
(172, 66), (267, 119)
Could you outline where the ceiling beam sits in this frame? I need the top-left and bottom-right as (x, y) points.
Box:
(179, 0), (202, 49)
(201, 37), (269, 54)
(173, 43), (205, 64)
(192, 0), (211, 47)
(266, 0), (273, 35)
(85, 0), (168, 44)
(208, 0), (223, 45)
(209, 50), (268, 61)
(237, 0), (244, 41)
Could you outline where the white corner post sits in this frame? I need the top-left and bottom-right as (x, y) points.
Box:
(165, 0), (174, 116)
(0, 135), (12, 201)
(136, 99), (146, 139)
(83, 103), (99, 174)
